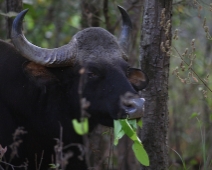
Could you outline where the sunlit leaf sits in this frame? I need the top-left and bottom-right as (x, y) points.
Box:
(114, 120), (122, 136)
(120, 119), (138, 141)
(128, 119), (137, 130)
(113, 119), (149, 166)
(189, 112), (198, 119)
(49, 163), (59, 169)
(114, 130), (125, 146)
(137, 119), (143, 128)
(132, 141), (149, 166)
(69, 15), (80, 28)
(114, 120), (125, 145)
(72, 118), (88, 135)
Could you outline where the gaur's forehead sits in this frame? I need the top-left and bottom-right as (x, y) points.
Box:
(75, 27), (119, 49)
(74, 27), (128, 65)
(80, 56), (129, 73)
(78, 49), (128, 69)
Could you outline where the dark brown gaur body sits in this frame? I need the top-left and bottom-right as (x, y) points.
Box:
(0, 6), (148, 170)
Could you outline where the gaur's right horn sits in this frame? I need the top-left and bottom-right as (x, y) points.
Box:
(118, 6), (132, 56)
(11, 9), (77, 67)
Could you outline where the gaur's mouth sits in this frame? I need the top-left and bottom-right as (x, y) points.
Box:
(121, 98), (145, 119)
(119, 92), (145, 119)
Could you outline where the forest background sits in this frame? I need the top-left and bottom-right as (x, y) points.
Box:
(0, 0), (212, 169)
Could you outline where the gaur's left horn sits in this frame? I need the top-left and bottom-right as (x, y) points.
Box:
(118, 6), (132, 56)
(11, 9), (77, 67)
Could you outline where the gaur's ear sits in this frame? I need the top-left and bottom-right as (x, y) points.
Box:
(128, 68), (148, 91)
(23, 62), (59, 87)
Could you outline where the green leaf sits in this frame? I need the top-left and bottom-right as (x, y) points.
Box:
(137, 119), (143, 128)
(120, 119), (138, 142)
(113, 119), (149, 166)
(210, 113), (212, 122)
(102, 130), (110, 135)
(114, 130), (125, 146)
(49, 163), (59, 169)
(189, 112), (198, 119)
(72, 118), (89, 135)
(114, 120), (122, 136)
(128, 119), (137, 130)
(132, 141), (149, 166)
(114, 120), (125, 145)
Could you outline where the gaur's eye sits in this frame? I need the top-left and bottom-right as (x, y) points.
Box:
(87, 72), (99, 79)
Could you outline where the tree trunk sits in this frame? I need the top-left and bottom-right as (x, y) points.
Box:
(6, 0), (22, 39)
(140, 0), (172, 169)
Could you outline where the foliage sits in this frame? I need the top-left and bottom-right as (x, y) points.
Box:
(114, 119), (149, 166)
(72, 118), (89, 135)
(169, 0), (212, 169)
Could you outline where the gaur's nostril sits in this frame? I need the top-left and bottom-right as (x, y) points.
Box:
(124, 103), (133, 108)
(120, 93), (145, 119)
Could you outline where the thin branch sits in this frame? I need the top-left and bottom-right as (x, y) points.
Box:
(38, 150), (44, 170)
(35, 154), (37, 170)
(173, 0), (184, 5)
(107, 128), (113, 170)
(199, 0), (210, 6)
(78, 68), (90, 167)
(0, 161), (27, 170)
(173, 46), (212, 93)
(59, 126), (63, 168)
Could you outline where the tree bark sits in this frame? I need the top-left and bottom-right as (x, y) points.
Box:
(6, 0), (23, 39)
(140, 0), (172, 169)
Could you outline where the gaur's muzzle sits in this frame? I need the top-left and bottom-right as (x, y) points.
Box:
(120, 92), (145, 119)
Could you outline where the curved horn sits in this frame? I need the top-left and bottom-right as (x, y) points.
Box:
(118, 6), (132, 55)
(11, 9), (77, 67)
